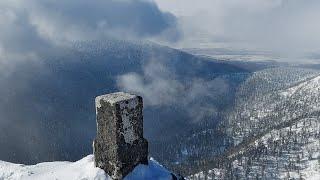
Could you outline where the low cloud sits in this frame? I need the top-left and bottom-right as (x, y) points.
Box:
(117, 60), (229, 122)
(0, 0), (179, 64)
(117, 61), (183, 106)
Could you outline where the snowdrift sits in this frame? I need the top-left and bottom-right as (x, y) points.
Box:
(0, 155), (174, 180)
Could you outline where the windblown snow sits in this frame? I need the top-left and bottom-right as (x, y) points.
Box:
(0, 155), (173, 180)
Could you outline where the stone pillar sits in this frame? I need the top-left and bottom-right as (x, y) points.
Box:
(93, 92), (148, 180)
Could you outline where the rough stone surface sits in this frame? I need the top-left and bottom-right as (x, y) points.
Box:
(93, 92), (148, 180)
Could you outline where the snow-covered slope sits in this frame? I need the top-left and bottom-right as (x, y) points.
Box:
(0, 155), (174, 180)
(181, 68), (320, 179)
(190, 116), (320, 179)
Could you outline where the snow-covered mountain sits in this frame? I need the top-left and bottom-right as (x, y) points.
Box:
(0, 155), (178, 180)
(191, 115), (320, 179)
(2, 37), (320, 179)
(183, 67), (320, 179)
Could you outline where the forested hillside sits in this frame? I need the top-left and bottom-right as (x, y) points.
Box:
(173, 67), (320, 179)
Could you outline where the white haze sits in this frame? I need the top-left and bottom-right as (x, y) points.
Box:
(117, 60), (229, 122)
(155, 0), (320, 57)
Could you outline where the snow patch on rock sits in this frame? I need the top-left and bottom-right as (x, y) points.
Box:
(95, 92), (136, 108)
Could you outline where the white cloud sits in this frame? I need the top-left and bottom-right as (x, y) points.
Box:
(117, 59), (229, 122)
(117, 60), (184, 106)
(155, 0), (320, 56)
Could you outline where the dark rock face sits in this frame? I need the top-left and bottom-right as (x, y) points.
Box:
(93, 92), (148, 179)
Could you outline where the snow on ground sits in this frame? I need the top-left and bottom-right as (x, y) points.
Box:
(309, 174), (320, 180)
(0, 155), (173, 180)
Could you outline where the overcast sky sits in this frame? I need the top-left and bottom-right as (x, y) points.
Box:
(1, 0), (320, 63)
(154, 0), (320, 56)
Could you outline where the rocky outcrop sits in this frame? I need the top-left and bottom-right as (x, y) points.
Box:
(93, 92), (148, 180)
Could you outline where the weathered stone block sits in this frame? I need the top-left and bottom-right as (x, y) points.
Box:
(93, 92), (148, 180)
